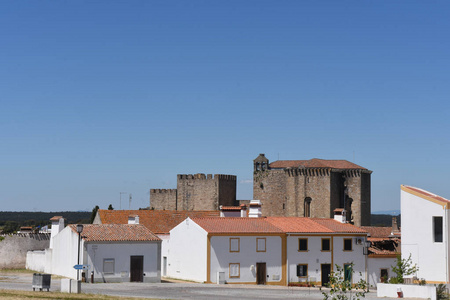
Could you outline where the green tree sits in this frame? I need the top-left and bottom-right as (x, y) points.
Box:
(321, 263), (368, 300)
(90, 205), (100, 223)
(108, 204), (114, 210)
(389, 254), (418, 284)
(2, 221), (20, 234)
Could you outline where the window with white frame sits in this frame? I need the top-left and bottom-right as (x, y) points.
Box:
(229, 263), (240, 278)
(256, 238), (266, 252)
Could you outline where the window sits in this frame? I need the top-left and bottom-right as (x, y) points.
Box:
(321, 238), (331, 251)
(298, 238), (308, 251)
(380, 269), (388, 282)
(344, 264), (352, 282)
(297, 264), (308, 277)
(434, 216), (443, 243)
(256, 238), (266, 252)
(304, 197), (312, 217)
(229, 263), (240, 278)
(343, 238), (352, 251)
(103, 258), (115, 274)
(230, 238), (240, 252)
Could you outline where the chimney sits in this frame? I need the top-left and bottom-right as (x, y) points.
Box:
(391, 216), (400, 235)
(128, 215), (139, 224)
(49, 216), (65, 249)
(248, 200), (262, 218)
(240, 204), (247, 217)
(333, 209), (347, 223)
(219, 206), (224, 217)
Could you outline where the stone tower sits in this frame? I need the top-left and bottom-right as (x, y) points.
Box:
(253, 154), (371, 226)
(150, 173), (236, 211)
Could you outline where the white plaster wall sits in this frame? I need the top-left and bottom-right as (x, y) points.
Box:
(158, 234), (170, 277)
(332, 236), (366, 283)
(377, 283), (436, 300)
(401, 190), (447, 282)
(26, 249), (52, 274)
(168, 218), (208, 282)
(51, 227), (79, 279)
(367, 257), (396, 287)
(210, 235), (282, 284)
(85, 241), (161, 283)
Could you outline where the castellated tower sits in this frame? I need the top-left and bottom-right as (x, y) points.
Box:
(253, 154), (372, 227)
(150, 174), (236, 211)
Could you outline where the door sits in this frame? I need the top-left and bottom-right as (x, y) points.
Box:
(321, 264), (331, 286)
(256, 262), (266, 285)
(130, 256), (144, 282)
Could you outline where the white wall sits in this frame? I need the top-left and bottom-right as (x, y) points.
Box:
(367, 256), (396, 287)
(158, 234), (170, 277)
(51, 226), (80, 279)
(168, 218), (208, 282)
(85, 241), (161, 283)
(401, 189), (448, 283)
(210, 235), (283, 284)
(26, 249), (52, 274)
(286, 235), (366, 285)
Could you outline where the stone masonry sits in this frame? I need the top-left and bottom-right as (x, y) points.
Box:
(150, 173), (236, 211)
(253, 154), (372, 226)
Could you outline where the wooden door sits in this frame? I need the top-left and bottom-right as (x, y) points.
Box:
(256, 262), (266, 285)
(130, 256), (144, 282)
(321, 264), (331, 286)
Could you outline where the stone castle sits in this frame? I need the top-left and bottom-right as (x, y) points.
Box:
(150, 173), (236, 211)
(253, 154), (372, 226)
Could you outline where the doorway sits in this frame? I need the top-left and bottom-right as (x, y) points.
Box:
(130, 256), (144, 282)
(256, 262), (266, 285)
(321, 264), (331, 286)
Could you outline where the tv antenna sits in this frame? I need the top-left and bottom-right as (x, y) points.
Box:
(129, 193), (132, 210)
(119, 192), (127, 210)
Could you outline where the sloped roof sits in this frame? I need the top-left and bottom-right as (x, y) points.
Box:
(97, 209), (219, 234)
(266, 217), (367, 233)
(191, 217), (283, 234)
(361, 226), (395, 238)
(269, 158), (366, 170)
(69, 224), (161, 242)
(401, 185), (450, 205)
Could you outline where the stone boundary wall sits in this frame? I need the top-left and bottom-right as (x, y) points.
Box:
(0, 233), (50, 269)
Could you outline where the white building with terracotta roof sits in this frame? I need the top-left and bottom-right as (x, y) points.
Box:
(401, 185), (450, 284)
(168, 216), (368, 286)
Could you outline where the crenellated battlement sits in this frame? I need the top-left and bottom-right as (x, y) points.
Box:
(150, 189), (177, 194)
(285, 167), (331, 177)
(177, 174), (236, 181)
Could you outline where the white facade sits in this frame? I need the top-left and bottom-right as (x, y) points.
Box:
(367, 256), (396, 287)
(401, 185), (449, 283)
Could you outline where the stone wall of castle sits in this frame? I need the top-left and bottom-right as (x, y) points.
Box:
(150, 174), (236, 211)
(150, 189), (177, 210)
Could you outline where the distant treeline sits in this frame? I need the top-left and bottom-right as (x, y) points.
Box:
(0, 211), (91, 233)
(371, 214), (401, 227)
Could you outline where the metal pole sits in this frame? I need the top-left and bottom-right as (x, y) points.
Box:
(77, 231), (81, 280)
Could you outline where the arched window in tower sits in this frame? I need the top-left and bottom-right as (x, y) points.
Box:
(304, 197), (312, 217)
(345, 198), (353, 223)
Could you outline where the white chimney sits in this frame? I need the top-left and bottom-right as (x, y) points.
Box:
(333, 209), (347, 223)
(248, 200), (262, 218)
(240, 204), (247, 217)
(128, 215), (139, 224)
(49, 216), (65, 249)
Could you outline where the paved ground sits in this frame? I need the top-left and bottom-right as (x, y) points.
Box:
(0, 272), (403, 300)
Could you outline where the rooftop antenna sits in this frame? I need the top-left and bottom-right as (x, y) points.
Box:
(119, 192), (127, 210)
(129, 193), (132, 210)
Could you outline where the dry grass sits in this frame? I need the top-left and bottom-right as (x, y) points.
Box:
(0, 268), (35, 274)
(0, 289), (163, 300)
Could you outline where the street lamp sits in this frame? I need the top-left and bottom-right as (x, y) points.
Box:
(76, 224), (84, 281)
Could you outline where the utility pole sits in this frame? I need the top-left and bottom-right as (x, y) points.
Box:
(129, 193), (132, 210)
(120, 192), (127, 210)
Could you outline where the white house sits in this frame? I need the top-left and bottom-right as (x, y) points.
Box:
(168, 216), (368, 286)
(401, 185), (449, 284)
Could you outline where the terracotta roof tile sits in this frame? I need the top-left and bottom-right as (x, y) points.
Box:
(220, 206), (242, 211)
(97, 210), (219, 234)
(361, 226), (396, 238)
(191, 217), (283, 234)
(50, 216), (63, 221)
(269, 159), (366, 170)
(69, 224), (161, 242)
(266, 217), (367, 233)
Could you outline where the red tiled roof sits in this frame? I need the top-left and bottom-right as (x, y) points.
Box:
(266, 217), (367, 233)
(361, 226), (394, 238)
(69, 224), (161, 242)
(269, 159), (366, 170)
(97, 210), (220, 234)
(220, 206), (241, 211)
(50, 216), (63, 221)
(401, 185), (450, 204)
(191, 217), (283, 234)
(368, 247), (398, 256)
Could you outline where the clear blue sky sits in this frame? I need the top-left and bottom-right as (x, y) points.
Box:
(1, 1), (449, 213)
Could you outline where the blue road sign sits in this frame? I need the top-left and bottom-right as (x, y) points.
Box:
(73, 264), (83, 270)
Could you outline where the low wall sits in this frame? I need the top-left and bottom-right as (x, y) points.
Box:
(26, 249), (52, 273)
(0, 234), (50, 269)
(377, 283), (436, 300)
